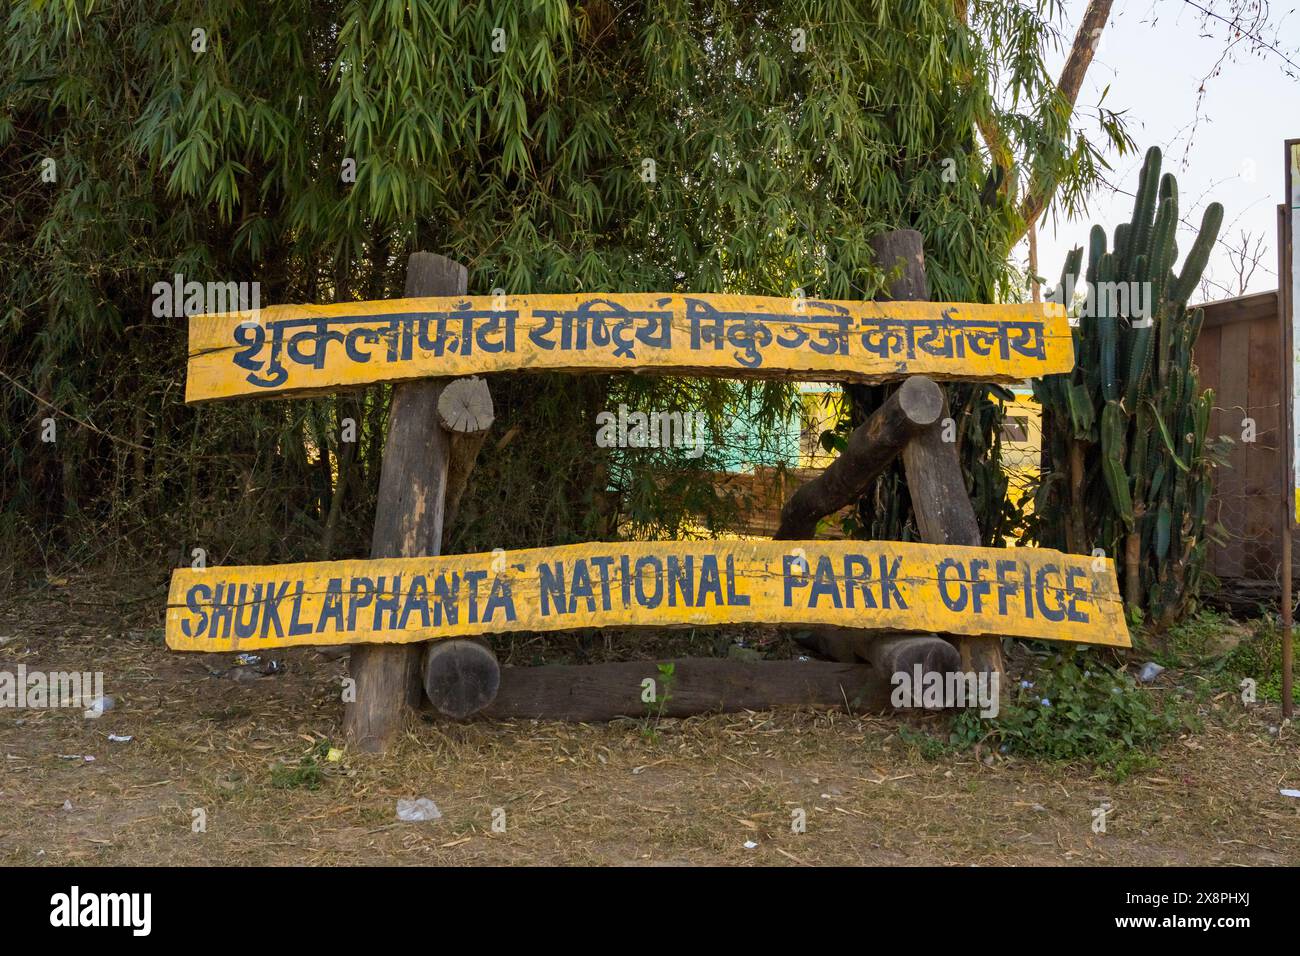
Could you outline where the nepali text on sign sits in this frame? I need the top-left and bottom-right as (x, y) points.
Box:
(185, 293), (1073, 402)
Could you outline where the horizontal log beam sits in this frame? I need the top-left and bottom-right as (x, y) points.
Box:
(459, 658), (889, 722)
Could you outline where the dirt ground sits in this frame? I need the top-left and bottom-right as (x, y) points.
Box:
(1, 576), (1297, 866)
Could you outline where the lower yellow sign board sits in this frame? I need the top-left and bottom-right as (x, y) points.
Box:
(166, 540), (1130, 652)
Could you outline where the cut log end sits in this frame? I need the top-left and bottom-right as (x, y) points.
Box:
(422, 639), (501, 719)
(437, 376), (495, 434)
(896, 375), (943, 427)
(864, 635), (961, 678)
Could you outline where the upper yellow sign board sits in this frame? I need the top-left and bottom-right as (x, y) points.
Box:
(185, 293), (1073, 402)
(165, 539), (1129, 653)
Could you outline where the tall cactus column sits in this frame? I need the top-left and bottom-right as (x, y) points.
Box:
(1033, 146), (1227, 628)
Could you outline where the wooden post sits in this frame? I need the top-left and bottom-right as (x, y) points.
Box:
(1278, 200), (1294, 720)
(875, 230), (1005, 677)
(343, 252), (465, 752)
(902, 416), (1003, 673)
(420, 375), (502, 719)
(775, 376), (943, 539)
(870, 229), (929, 301)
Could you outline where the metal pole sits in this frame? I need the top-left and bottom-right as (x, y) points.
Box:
(1278, 195), (1294, 720)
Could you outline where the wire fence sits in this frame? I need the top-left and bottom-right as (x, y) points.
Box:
(1203, 396), (1288, 611)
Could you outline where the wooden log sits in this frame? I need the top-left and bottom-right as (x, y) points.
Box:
(436, 375), (494, 529)
(864, 634), (961, 677)
(876, 228), (1004, 677)
(902, 398), (1005, 676)
(343, 252), (465, 752)
(795, 627), (960, 677)
(419, 375), (502, 718)
(870, 229), (930, 300)
(422, 638), (501, 719)
(465, 658), (889, 722)
(840, 232), (932, 448)
(775, 376), (943, 539)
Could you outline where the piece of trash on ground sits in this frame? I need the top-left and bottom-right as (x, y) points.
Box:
(1138, 662), (1165, 683)
(107, 734), (132, 743)
(1281, 789), (1300, 799)
(396, 798), (442, 822)
(82, 695), (115, 717)
(743, 840), (758, 849)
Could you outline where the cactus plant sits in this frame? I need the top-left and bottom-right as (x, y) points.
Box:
(1030, 146), (1231, 629)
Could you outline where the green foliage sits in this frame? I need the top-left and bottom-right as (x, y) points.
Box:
(2, 0), (1125, 571)
(639, 660), (677, 741)
(1030, 146), (1229, 629)
(897, 723), (952, 761)
(1216, 618), (1300, 706)
(270, 755), (326, 791)
(951, 650), (1189, 777)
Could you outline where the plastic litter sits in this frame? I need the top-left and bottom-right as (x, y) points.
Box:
(62, 800), (73, 811)
(396, 798), (442, 822)
(107, 734), (132, 743)
(224, 658), (283, 681)
(743, 840), (758, 849)
(1138, 662), (1165, 683)
(82, 695), (115, 718)
(1281, 789), (1300, 799)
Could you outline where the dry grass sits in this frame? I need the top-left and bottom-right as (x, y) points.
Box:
(1, 574), (1296, 866)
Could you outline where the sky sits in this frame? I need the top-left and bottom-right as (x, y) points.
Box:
(1022, 0), (1300, 302)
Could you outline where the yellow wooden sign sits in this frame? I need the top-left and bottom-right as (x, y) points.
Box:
(165, 540), (1129, 652)
(185, 293), (1073, 402)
